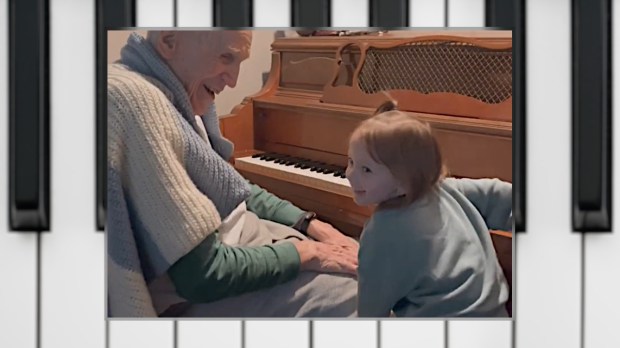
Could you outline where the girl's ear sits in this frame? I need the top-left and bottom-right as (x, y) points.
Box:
(390, 178), (407, 197)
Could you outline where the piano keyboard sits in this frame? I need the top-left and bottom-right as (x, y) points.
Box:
(235, 154), (352, 197)
(1, 0), (616, 348)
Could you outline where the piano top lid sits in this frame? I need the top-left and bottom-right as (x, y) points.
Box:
(272, 30), (512, 52)
(268, 32), (512, 122)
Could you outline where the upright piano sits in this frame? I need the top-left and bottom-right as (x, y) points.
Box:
(221, 32), (512, 234)
(220, 31), (513, 314)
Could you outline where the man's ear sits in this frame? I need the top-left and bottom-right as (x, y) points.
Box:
(156, 31), (178, 59)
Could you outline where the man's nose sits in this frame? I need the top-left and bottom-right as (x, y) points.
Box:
(223, 74), (236, 88)
(223, 65), (241, 88)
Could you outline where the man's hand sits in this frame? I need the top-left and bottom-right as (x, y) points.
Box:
(292, 240), (358, 276)
(306, 219), (359, 252)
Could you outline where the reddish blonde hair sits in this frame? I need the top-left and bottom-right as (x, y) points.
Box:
(350, 101), (447, 209)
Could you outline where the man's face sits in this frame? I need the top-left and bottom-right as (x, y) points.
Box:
(161, 31), (252, 116)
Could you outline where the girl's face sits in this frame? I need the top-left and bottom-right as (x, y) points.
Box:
(345, 139), (404, 206)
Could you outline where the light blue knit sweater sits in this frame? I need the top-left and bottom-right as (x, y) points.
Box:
(107, 33), (251, 317)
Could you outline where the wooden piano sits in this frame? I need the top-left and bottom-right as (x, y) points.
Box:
(220, 32), (513, 315)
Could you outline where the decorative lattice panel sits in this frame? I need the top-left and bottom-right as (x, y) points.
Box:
(357, 41), (512, 104)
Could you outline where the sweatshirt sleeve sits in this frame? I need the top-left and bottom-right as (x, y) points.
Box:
(167, 233), (301, 303)
(357, 216), (422, 317)
(444, 178), (513, 231)
(245, 183), (306, 227)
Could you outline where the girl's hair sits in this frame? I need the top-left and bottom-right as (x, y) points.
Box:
(350, 100), (447, 209)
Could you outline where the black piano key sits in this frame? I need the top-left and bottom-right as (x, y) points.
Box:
(96, 0), (136, 232)
(572, 0), (612, 232)
(485, 0), (514, 28)
(369, 0), (408, 27)
(296, 159), (311, 169)
(265, 153), (285, 161)
(274, 155), (291, 164)
(513, 0), (526, 233)
(309, 162), (325, 172)
(9, 0), (50, 231)
(213, 0), (253, 27)
(263, 156), (276, 161)
(291, 0), (330, 27)
(293, 159), (306, 168)
(318, 164), (337, 174)
(486, 0), (526, 233)
(258, 152), (274, 160)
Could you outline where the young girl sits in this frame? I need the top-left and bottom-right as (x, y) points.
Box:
(347, 101), (511, 317)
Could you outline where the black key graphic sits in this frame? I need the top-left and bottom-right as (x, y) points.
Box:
(95, 0), (135, 231)
(9, 0), (50, 231)
(572, 0), (612, 232)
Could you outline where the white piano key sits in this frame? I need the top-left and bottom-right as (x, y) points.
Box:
(516, 0), (582, 348)
(410, 0), (446, 27)
(584, 1), (620, 346)
(109, 321), (175, 348)
(448, 321), (512, 348)
(375, 3), (450, 345)
(447, 0), (485, 27)
(136, 0), (175, 27)
(246, 320), (309, 348)
(381, 321), (445, 348)
(254, 0), (291, 27)
(331, 0), (369, 27)
(0, 0), (38, 347)
(177, 320), (241, 348)
(109, 4), (176, 348)
(41, 0), (105, 347)
(177, 0), (213, 27)
(314, 320), (377, 348)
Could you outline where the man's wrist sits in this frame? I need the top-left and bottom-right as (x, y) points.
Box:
(292, 211), (316, 235)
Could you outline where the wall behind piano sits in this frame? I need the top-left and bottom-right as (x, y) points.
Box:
(107, 29), (277, 117)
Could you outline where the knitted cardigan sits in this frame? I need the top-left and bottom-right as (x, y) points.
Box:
(107, 33), (251, 317)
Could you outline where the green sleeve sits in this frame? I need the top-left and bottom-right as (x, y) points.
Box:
(245, 183), (306, 226)
(167, 233), (301, 303)
(445, 178), (513, 231)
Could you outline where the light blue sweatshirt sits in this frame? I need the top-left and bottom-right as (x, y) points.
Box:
(357, 178), (511, 317)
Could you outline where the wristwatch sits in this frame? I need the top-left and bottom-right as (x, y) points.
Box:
(293, 211), (317, 235)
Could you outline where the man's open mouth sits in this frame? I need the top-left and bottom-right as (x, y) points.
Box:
(204, 85), (215, 98)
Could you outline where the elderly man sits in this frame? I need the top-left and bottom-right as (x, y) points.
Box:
(107, 30), (358, 317)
